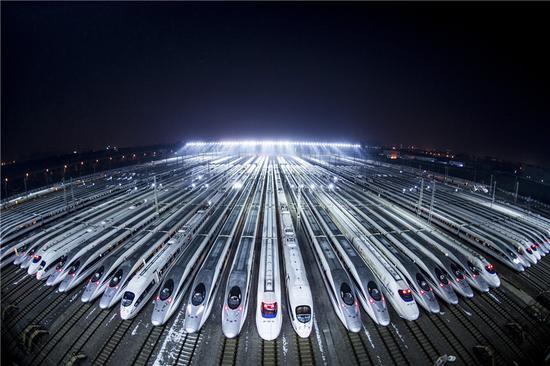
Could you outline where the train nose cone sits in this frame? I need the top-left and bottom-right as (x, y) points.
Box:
(428, 298), (441, 314)
(46, 272), (60, 286)
(151, 307), (167, 326)
(58, 278), (71, 292)
(184, 315), (201, 333)
(460, 283), (474, 298)
(223, 327), (239, 339)
(120, 306), (134, 320)
(446, 289), (459, 305)
(28, 265), (39, 275)
(100, 289), (116, 309)
(346, 318), (362, 333)
(81, 287), (94, 302)
(373, 304), (390, 326)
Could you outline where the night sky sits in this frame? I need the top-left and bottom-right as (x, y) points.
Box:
(2, 2), (549, 165)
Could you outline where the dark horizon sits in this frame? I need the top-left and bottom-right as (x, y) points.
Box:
(2, 2), (550, 166)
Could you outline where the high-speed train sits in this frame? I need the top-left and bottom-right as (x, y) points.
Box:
(286, 157), (418, 321)
(150, 177), (241, 326)
(301, 204), (362, 332)
(274, 165), (315, 337)
(256, 164), (283, 340)
(183, 166), (257, 332)
(289, 174), (390, 326)
(100, 160), (245, 309)
(222, 161), (266, 338)
(81, 229), (150, 302)
(47, 199), (156, 288)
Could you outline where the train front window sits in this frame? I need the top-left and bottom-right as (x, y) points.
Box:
(367, 281), (382, 301)
(159, 279), (174, 301)
(191, 283), (206, 306)
(32, 255), (42, 264)
(121, 292), (135, 307)
(261, 302), (278, 318)
(296, 306), (311, 323)
(228, 286), (241, 310)
(416, 273), (431, 292)
(398, 289), (414, 302)
(340, 283), (355, 306)
(467, 261), (481, 275)
(450, 263), (464, 280)
(109, 269), (123, 287)
(91, 266), (104, 283)
(434, 267), (449, 285)
(68, 261), (81, 275)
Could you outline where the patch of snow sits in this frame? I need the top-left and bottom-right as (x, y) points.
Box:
(390, 322), (408, 349)
(313, 318), (328, 365)
(363, 326), (375, 349)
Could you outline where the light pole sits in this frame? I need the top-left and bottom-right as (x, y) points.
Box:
(24, 173), (29, 194)
(4, 178), (8, 197)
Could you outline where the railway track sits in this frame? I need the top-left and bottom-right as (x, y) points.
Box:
(261, 339), (278, 366)
(2, 286), (60, 342)
(426, 313), (479, 365)
(59, 307), (116, 365)
(466, 299), (532, 364)
(373, 323), (410, 366)
(91, 318), (135, 365)
(28, 303), (94, 366)
(131, 324), (167, 366)
(2, 276), (43, 305)
(0, 265), (24, 285)
(345, 332), (372, 366)
(402, 320), (439, 364)
(219, 337), (239, 365)
(446, 304), (509, 366)
(295, 334), (315, 366)
(173, 331), (201, 366)
(477, 292), (540, 350)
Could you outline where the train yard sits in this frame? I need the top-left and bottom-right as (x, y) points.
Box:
(1, 143), (550, 366)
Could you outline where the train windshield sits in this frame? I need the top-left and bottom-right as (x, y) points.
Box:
(261, 302), (278, 318)
(398, 289), (414, 302)
(32, 255), (42, 264)
(68, 261), (81, 275)
(159, 279), (174, 301)
(450, 263), (464, 280)
(415, 273), (431, 292)
(91, 266), (104, 283)
(340, 283), (355, 306)
(227, 286), (241, 310)
(121, 292), (135, 307)
(109, 269), (123, 287)
(296, 306), (311, 323)
(434, 267), (449, 285)
(467, 261), (481, 275)
(191, 283), (206, 306)
(367, 281), (382, 301)
(485, 263), (496, 274)
(55, 256), (67, 271)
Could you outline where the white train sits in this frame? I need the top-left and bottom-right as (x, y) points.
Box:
(256, 164), (283, 340)
(222, 159), (266, 338)
(274, 166), (314, 337)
